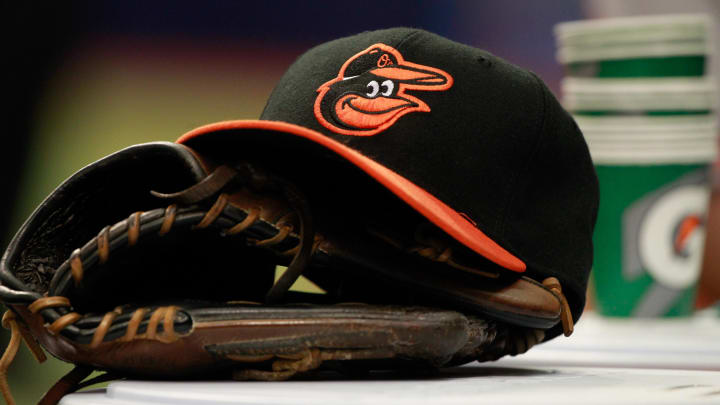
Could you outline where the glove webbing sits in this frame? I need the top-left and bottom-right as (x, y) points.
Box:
(20, 165), (310, 344)
(38, 207), (309, 346)
(0, 165), (317, 404)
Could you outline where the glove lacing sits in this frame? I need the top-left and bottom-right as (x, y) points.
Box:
(0, 164), (574, 404)
(0, 164), (317, 404)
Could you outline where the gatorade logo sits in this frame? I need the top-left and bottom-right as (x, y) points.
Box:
(623, 170), (709, 316)
(637, 184), (706, 289)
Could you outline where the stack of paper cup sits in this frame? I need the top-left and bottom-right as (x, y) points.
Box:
(555, 14), (719, 317)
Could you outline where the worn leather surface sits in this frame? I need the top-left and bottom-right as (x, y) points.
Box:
(15, 303), (489, 376)
(1, 141), (561, 380)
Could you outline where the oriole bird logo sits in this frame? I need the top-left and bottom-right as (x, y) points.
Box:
(314, 44), (453, 136)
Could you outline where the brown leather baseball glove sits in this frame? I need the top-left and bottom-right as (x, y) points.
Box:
(0, 141), (572, 405)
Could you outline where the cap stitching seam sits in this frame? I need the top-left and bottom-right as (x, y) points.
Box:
(498, 72), (548, 249)
(392, 29), (423, 50)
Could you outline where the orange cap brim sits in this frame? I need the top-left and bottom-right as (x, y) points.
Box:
(177, 120), (526, 272)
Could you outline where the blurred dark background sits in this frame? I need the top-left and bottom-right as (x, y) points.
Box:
(1, 1), (582, 244)
(2, 1), (716, 403)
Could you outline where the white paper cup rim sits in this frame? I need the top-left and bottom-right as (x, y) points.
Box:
(573, 114), (718, 132)
(562, 77), (717, 111)
(555, 14), (710, 44)
(563, 77), (716, 94)
(555, 14), (712, 63)
(557, 42), (708, 64)
(590, 148), (716, 165)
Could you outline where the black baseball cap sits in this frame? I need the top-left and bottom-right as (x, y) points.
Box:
(178, 28), (599, 323)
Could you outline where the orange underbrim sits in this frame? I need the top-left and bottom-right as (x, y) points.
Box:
(177, 120), (526, 272)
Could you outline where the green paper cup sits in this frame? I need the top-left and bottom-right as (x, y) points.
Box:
(587, 125), (716, 317)
(555, 14), (712, 78)
(556, 13), (718, 316)
(593, 163), (711, 317)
